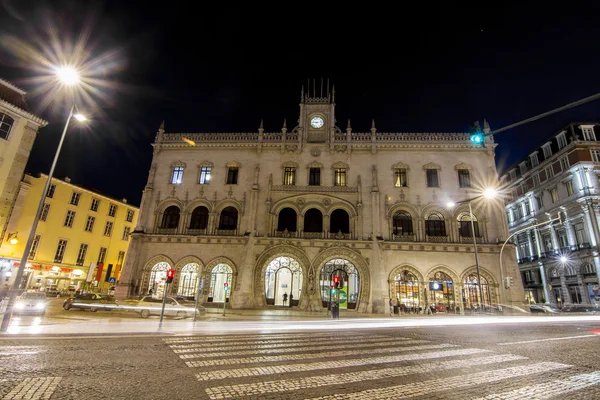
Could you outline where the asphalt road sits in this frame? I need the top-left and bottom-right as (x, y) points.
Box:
(1, 317), (599, 399)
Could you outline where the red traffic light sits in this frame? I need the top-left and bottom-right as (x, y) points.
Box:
(166, 269), (175, 283)
(333, 276), (340, 284)
(224, 282), (229, 287)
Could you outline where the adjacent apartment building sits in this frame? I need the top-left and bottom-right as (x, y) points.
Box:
(0, 79), (47, 246)
(501, 122), (600, 306)
(0, 174), (138, 294)
(116, 86), (524, 313)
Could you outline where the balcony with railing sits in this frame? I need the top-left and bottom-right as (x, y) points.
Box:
(459, 236), (484, 244)
(392, 234), (416, 242)
(303, 232), (324, 239)
(215, 229), (237, 236)
(186, 228), (207, 235)
(328, 232), (351, 240)
(156, 228), (177, 235)
(274, 229), (297, 238)
(425, 235), (449, 243)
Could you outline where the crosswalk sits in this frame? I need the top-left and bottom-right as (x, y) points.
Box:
(164, 332), (600, 400)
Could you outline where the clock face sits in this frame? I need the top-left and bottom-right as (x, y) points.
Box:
(310, 116), (324, 129)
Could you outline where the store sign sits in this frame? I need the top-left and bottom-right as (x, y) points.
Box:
(590, 286), (600, 305)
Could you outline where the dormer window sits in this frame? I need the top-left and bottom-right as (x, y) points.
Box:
(556, 132), (567, 149)
(581, 125), (596, 141)
(519, 161), (528, 176)
(542, 143), (552, 159)
(509, 170), (517, 181)
(529, 152), (539, 167)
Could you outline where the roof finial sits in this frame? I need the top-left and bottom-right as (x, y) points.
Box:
(483, 118), (491, 134)
(283, 118), (287, 129)
(159, 120), (165, 132)
(332, 84), (336, 103)
(371, 119), (376, 130)
(300, 85), (304, 102)
(347, 118), (351, 130)
(259, 119), (264, 130)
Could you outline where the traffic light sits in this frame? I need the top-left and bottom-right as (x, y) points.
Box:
(330, 284), (336, 295)
(224, 282), (229, 292)
(166, 269), (175, 284)
(333, 275), (340, 288)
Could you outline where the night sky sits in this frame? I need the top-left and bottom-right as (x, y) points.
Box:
(1, 1), (599, 206)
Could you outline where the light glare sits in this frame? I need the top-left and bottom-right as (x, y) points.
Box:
(560, 256), (568, 263)
(56, 67), (80, 86)
(446, 202), (455, 208)
(483, 188), (498, 199)
(74, 114), (87, 121)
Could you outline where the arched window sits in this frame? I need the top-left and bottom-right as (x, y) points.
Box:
(458, 212), (480, 238)
(428, 271), (454, 313)
(330, 209), (350, 234)
(208, 263), (233, 303)
(189, 206), (209, 230)
(425, 212), (446, 236)
(319, 258), (359, 309)
(393, 211), (413, 236)
(277, 208), (297, 232)
(583, 263), (595, 275)
(565, 266), (576, 277)
(218, 207), (238, 230)
(0, 113), (15, 140)
(178, 263), (200, 298)
(463, 273), (490, 307)
(264, 256), (303, 306)
(550, 268), (559, 278)
(161, 206), (180, 229)
(147, 261), (170, 297)
(393, 270), (420, 312)
(304, 208), (323, 232)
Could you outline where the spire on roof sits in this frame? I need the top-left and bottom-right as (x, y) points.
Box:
(483, 118), (491, 134)
(332, 84), (336, 103)
(259, 119), (264, 130)
(159, 120), (165, 132)
(282, 118), (287, 129)
(371, 119), (376, 130)
(347, 118), (351, 130)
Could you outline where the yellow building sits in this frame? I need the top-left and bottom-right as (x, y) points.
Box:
(0, 79), (47, 246)
(0, 173), (138, 294)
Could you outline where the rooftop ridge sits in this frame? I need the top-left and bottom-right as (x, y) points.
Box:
(0, 78), (26, 95)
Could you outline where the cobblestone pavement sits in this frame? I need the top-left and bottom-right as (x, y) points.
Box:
(1, 322), (600, 399)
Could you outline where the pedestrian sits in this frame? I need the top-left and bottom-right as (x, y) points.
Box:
(289, 293), (293, 307)
(393, 298), (399, 316)
(282, 292), (288, 306)
(389, 299), (394, 317)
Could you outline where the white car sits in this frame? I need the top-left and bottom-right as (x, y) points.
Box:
(14, 292), (48, 315)
(135, 296), (198, 319)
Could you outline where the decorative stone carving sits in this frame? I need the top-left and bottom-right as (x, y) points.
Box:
(310, 148), (321, 157)
(323, 198), (331, 206)
(198, 160), (214, 168)
(422, 162), (441, 170)
(399, 189), (406, 202)
(454, 162), (472, 170)
(170, 160), (187, 168)
(297, 198), (305, 205)
(391, 162), (410, 170)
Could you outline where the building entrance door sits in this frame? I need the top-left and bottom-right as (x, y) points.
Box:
(319, 258), (359, 310)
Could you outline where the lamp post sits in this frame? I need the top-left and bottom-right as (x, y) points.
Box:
(0, 67), (85, 332)
(447, 188), (497, 312)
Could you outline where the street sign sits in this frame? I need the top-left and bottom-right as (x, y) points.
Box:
(108, 277), (116, 284)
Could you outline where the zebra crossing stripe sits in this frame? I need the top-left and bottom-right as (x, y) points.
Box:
(179, 337), (418, 359)
(204, 353), (527, 399)
(196, 347), (489, 381)
(164, 331), (369, 344)
(2, 377), (62, 400)
(186, 343), (456, 367)
(472, 371), (600, 400)
(301, 362), (570, 400)
(170, 335), (409, 351)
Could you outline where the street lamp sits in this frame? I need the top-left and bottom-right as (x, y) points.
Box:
(447, 188), (498, 312)
(0, 67), (86, 332)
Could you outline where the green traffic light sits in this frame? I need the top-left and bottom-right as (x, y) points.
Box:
(471, 134), (483, 144)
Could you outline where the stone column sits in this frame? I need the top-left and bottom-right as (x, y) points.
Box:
(324, 214), (330, 238)
(564, 220), (577, 247)
(114, 235), (143, 300)
(369, 240), (386, 314)
(533, 228), (543, 257)
(560, 273), (572, 304)
(549, 226), (559, 251)
(231, 235), (256, 309)
(538, 263), (551, 304)
(208, 212), (218, 234)
(297, 213), (303, 237)
(527, 230), (535, 258)
(583, 203), (600, 247)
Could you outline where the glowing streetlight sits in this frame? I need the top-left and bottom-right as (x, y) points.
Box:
(56, 66), (80, 86)
(560, 256), (568, 263)
(7, 233), (18, 245)
(483, 187), (498, 199)
(74, 114), (87, 121)
(446, 201), (456, 208)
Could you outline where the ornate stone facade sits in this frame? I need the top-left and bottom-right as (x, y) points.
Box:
(116, 87), (524, 313)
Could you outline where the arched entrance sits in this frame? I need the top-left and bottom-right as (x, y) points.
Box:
(393, 270), (421, 313)
(208, 263), (232, 303)
(178, 263), (200, 299)
(428, 270), (455, 313)
(320, 258), (359, 309)
(463, 272), (491, 309)
(264, 257), (303, 306)
(148, 262), (170, 297)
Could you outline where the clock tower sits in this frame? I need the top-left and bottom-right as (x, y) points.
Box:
(298, 80), (337, 144)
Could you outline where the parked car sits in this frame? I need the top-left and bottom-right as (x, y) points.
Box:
(63, 293), (118, 312)
(14, 291), (48, 315)
(562, 304), (600, 313)
(135, 296), (199, 319)
(529, 304), (560, 313)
